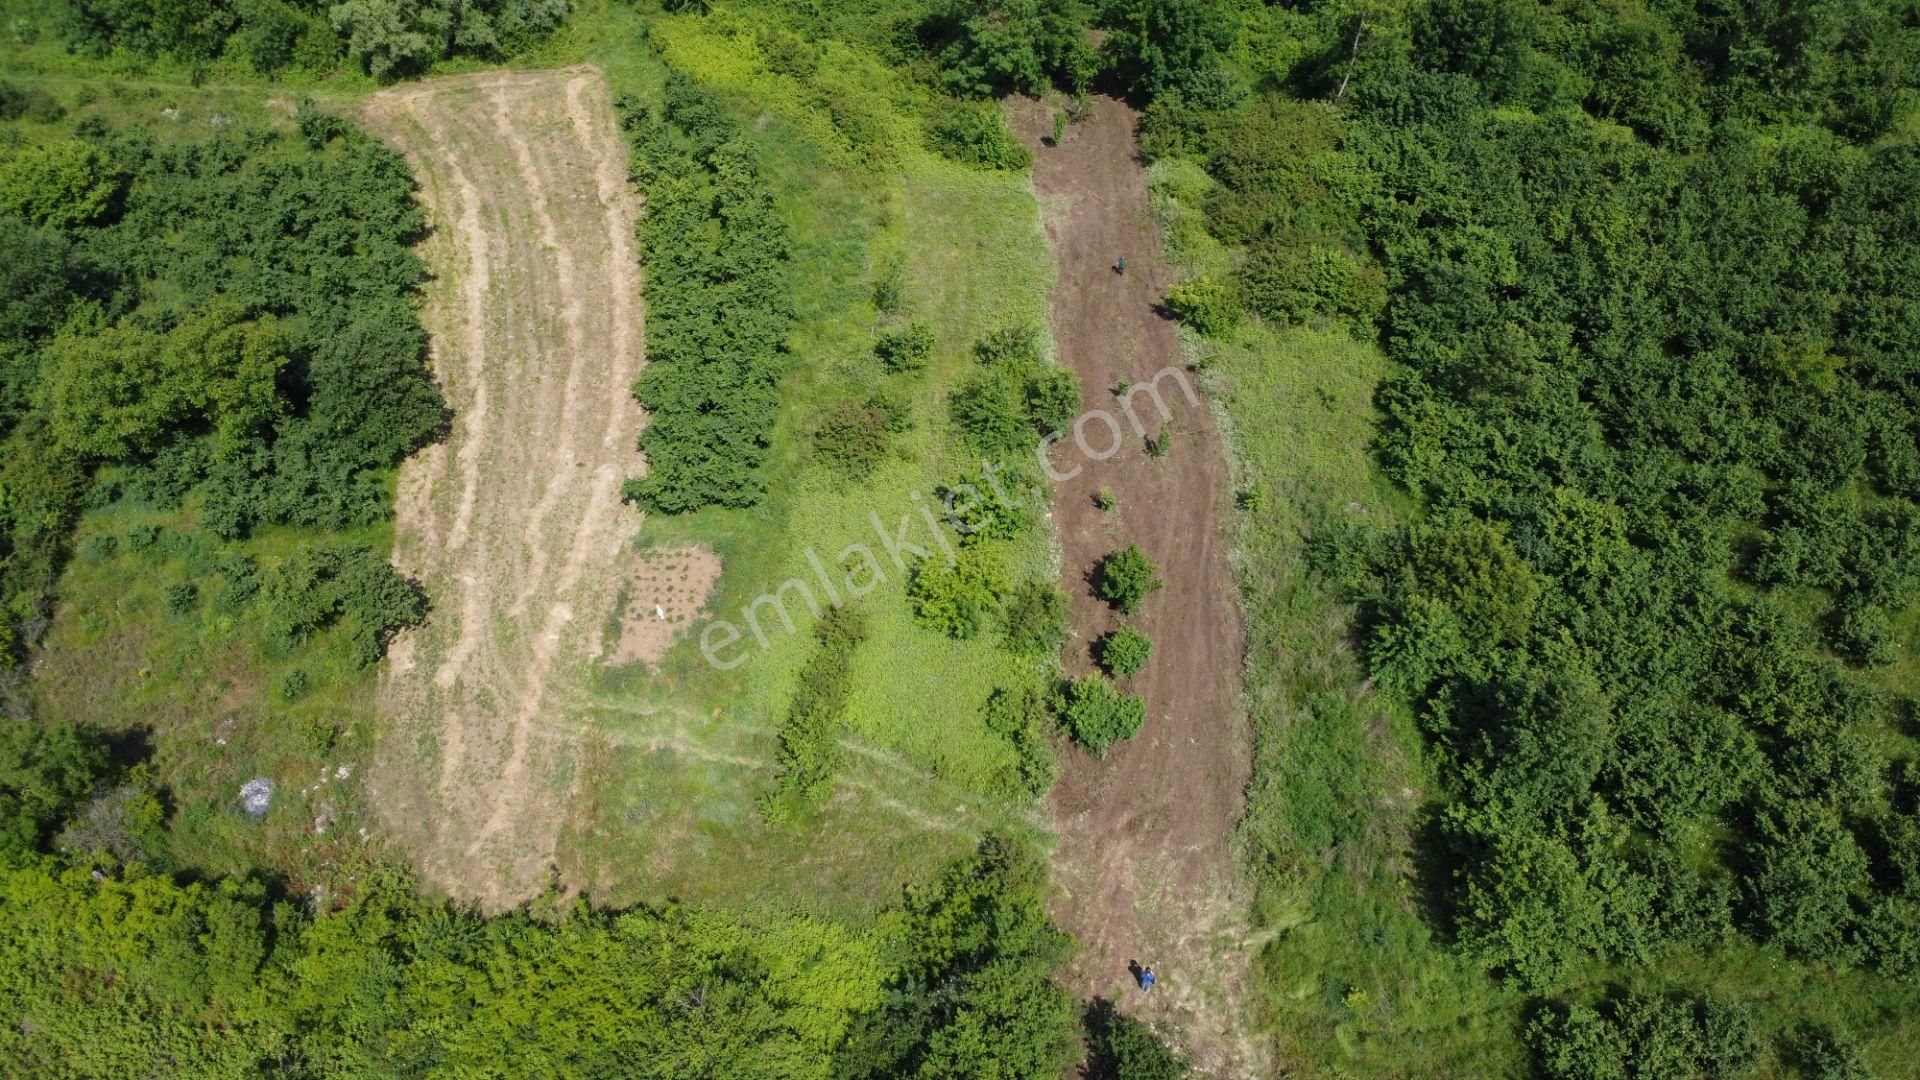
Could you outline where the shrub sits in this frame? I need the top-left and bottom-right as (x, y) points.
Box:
(1098, 626), (1151, 677)
(1529, 991), (1761, 1080)
(0, 82), (63, 123)
(975, 324), (1044, 368)
(162, 582), (198, 618)
(77, 533), (116, 562)
(909, 547), (1011, 639)
(1094, 487), (1116, 511)
(872, 257), (907, 314)
(0, 141), (124, 228)
(875, 321), (935, 373)
(951, 327), (1076, 452)
(1026, 368), (1081, 437)
(815, 396), (906, 479)
(940, 474), (1033, 544)
(1002, 579), (1069, 655)
(1100, 0), (1235, 102)
(841, 834), (1078, 1076)
(928, 103), (1032, 171)
(1833, 598), (1896, 668)
(621, 77), (793, 513)
(1084, 999), (1190, 1079)
(262, 544), (426, 667)
(1238, 238), (1385, 327)
(279, 668), (310, 702)
(982, 685), (1059, 796)
(0, 719), (109, 859)
(1061, 674), (1146, 755)
(767, 605), (868, 817)
(1164, 277), (1239, 336)
(1097, 545), (1162, 613)
(927, 0), (1093, 98)
(1790, 1023), (1873, 1080)
(951, 367), (1032, 454)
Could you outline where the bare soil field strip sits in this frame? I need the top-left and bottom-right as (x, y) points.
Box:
(1011, 96), (1265, 1075)
(360, 67), (650, 910)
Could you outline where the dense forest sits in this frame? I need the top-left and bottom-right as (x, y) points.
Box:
(0, 98), (440, 672)
(1079, 0), (1920, 1073)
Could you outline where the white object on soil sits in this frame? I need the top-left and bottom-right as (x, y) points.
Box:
(239, 777), (274, 818)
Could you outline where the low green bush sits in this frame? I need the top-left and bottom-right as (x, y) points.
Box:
(940, 474), (1034, 545)
(814, 395), (908, 479)
(1164, 277), (1239, 336)
(928, 102), (1032, 171)
(767, 605), (868, 818)
(909, 547), (1011, 639)
(1084, 999), (1190, 1079)
(982, 685), (1059, 797)
(1098, 626), (1151, 677)
(1097, 545), (1162, 614)
(875, 321), (935, 373)
(1001, 578), (1068, 655)
(1060, 674), (1145, 755)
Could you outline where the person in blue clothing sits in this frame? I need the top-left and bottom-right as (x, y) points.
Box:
(1139, 965), (1155, 992)
(1116, 256), (1127, 276)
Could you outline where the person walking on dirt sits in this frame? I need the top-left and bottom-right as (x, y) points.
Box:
(1116, 256), (1127, 276)
(1138, 965), (1155, 992)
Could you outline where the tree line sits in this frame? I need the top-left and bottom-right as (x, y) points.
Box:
(923, 0), (1920, 1071)
(57, 0), (567, 81)
(618, 72), (793, 514)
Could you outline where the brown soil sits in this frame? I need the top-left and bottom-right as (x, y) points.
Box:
(359, 68), (646, 911)
(609, 545), (721, 668)
(1010, 97), (1264, 1074)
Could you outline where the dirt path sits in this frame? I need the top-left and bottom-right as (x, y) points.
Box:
(359, 68), (646, 911)
(1010, 97), (1264, 1075)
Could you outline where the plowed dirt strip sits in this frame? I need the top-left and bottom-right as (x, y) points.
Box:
(1011, 97), (1265, 1075)
(360, 68), (645, 910)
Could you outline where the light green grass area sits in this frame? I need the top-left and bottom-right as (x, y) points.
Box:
(1200, 318), (1529, 1077)
(33, 493), (391, 889)
(544, 9), (1066, 917)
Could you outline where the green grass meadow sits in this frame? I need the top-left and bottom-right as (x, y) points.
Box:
(540, 7), (1070, 918)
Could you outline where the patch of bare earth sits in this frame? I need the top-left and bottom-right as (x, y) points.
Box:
(359, 67), (648, 911)
(609, 546), (721, 668)
(1010, 97), (1267, 1076)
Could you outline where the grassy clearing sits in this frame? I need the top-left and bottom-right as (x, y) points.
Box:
(33, 493), (391, 891)
(547, 8), (1065, 917)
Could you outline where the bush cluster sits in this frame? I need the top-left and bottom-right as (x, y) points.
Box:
(908, 547), (1011, 639)
(619, 75), (794, 513)
(766, 605), (868, 818)
(60, 0), (565, 80)
(950, 324), (1080, 453)
(1060, 674), (1145, 756)
(0, 114), (442, 661)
